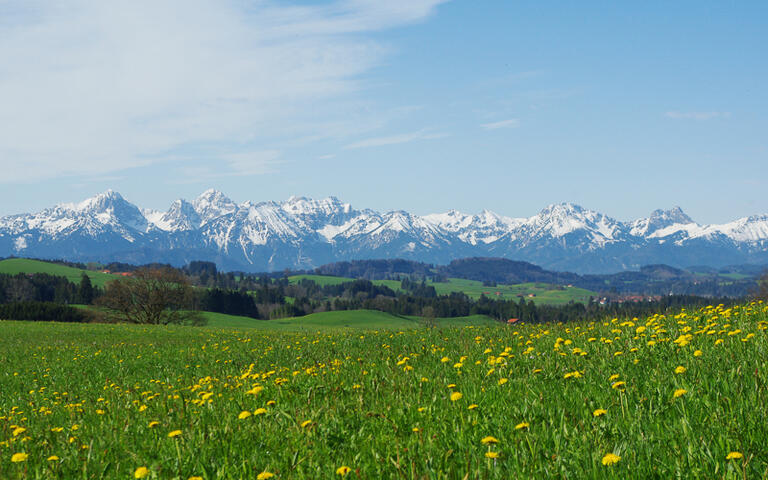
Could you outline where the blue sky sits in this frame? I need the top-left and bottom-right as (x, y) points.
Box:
(1, 0), (766, 223)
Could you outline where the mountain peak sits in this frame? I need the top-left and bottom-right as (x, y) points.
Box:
(193, 189), (237, 224)
(74, 190), (128, 212)
(281, 195), (353, 217)
(538, 202), (587, 216)
(631, 206), (696, 236)
(648, 206), (694, 225)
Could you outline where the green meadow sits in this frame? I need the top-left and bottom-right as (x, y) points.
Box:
(201, 309), (498, 331)
(0, 258), (118, 288)
(288, 274), (596, 305)
(1, 303), (766, 478)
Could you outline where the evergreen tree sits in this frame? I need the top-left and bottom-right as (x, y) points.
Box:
(78, 273), (95, 304)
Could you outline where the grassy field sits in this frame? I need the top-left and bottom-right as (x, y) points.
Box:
(288, 274), (596, 305)
(202, 310), (498, 331)
(0, 258), (118, 288)
(1, 303), (766, 478)
(429, 278), (595, 304)
(287, 274), (354, 286)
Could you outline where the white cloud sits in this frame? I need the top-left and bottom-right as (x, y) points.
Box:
(480, 119), (520, 130)
(224, 150), (284, 176)
(343, 130), (447, 149)
(0, 0), (448, 183)
(664, 111), (731, 120)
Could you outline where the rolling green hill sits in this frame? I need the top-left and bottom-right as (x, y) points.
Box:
(202, 309), (499, 330)
(0, 258), (118, 288)
(287, 274), (355, 286)
(287, 273), (595, 305)
(429, 278), (595, 304)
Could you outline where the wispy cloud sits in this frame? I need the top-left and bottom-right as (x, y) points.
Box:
(224, 150), (284, 176)
(664, 111), (731, 120)
(0, 0), (448, 183)
(480, 119), (520, 130)
(343, 130), (447, 149)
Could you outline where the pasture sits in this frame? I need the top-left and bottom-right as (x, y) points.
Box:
(0, 303), (766, 478)
(0, 259), (117, 288)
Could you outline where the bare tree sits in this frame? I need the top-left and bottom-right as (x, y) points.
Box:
(97, 267), (202, 325)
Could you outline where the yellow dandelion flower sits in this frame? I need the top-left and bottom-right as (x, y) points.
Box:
(11, 452), (28, 463)
(266, 400), (276, 406)
(440, 357), (450, 363)
(254, 408), (268, 415)
(498, 378), (508, 386)
(673, 388), (687, 398)
(611, 381), (626, 390)
(693, 350), (703, 357)
(447, 383), (456, 388)
(481, 436), (499, 444)
(593, 409), (608, 417)
(301, 420), (312, 428)
(134, 466), (150, 479)
(674, 366), (686, 374)
(450, 392), (463, 402)
(601, 453), (620, 466)
(256, 472), (275, 480)
(148, 421), (159, 428)
(238, 411), (252, 420)
(468, 404), (479, 410)
(12, 427), (26, 437)
(189, 477), (204, 480)
(485, 451), (499, 459)
(167, 430), (182, 438)
(47, 455), (60, 461)
(726, 451), (743, 460)
(608, 374), (620, 382)
(247, 386), (264, 395)
(336, 465), (351, 476)
(515, 422), (529, 430)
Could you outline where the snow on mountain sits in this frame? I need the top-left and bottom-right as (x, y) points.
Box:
(631, 207), (695, 237)
(481, 203), (628, 252)
(192, 189), (237, 226)
(1, 190), (767, 272)
(149, 199), (201, 232)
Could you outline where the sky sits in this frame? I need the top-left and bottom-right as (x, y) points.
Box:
(0, 0), (766, 224)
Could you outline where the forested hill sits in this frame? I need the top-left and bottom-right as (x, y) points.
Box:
(311, 257), (763, 297)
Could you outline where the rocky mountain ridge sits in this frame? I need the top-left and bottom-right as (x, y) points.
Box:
(1, 189), (767, 273)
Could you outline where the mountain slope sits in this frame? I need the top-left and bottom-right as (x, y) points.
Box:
(1, 190), (767, 273)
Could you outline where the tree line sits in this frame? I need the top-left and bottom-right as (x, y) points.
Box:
(1, 262), (765, 326)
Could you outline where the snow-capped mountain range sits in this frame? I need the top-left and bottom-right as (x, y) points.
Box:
(1, 190), (767, 273)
